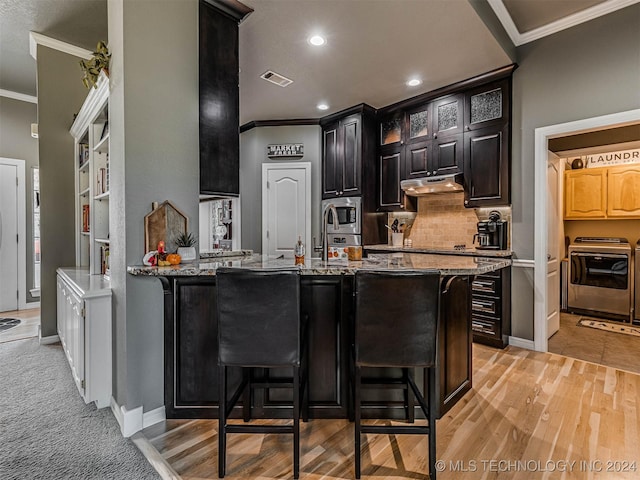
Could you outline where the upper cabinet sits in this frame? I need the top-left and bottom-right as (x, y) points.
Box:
(321, 105), (376, 200)
(565, 165), (640, 219)
(464, 79), (509, 132)
(564, 168), (607, 219)
(462, 80), (511, 207)
(607, 165), (640, 217)
(199, 0), (252, 197)
(433, 93), (464, 138)
(372, 69), (514, 211)
(463, 124), (509, 207)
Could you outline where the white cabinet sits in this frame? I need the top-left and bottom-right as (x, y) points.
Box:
(56, 268), (111, 408)
(70, 71), (110, 275)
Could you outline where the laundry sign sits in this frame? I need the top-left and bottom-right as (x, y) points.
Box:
(267, 144), (304, 158)
(585, 148), (640, 168)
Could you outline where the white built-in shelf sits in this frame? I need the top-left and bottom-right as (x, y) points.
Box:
(81, 231), (90, 236)
(79, 162), (90, 173)
(95, 238), (110, 244)
(94, 191), (110, 201)
(80, 187), (90, 197)
(93, 133), (110, 153)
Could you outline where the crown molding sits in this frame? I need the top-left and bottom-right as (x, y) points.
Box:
(0, 89), (37, 104)
(29, 32), (93, 60)
(488, 0), (640, 46)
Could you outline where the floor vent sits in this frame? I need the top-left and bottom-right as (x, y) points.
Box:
(260, 70), (293, 87)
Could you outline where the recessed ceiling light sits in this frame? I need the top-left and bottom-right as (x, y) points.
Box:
(317, 103), (329, 111)
(308, 35), (326, 46)
(406, 78), (422, 87)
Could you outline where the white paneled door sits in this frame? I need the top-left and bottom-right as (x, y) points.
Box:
(546, 152), (561, 338)
(262, 163), (311, 258)
(0, 163), (19, 312)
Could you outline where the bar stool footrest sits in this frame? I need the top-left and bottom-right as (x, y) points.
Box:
(226, 424), (295, 434)
(361, 425), (430, 435)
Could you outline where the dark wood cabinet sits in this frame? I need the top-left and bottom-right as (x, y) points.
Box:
(471, 267), (511, 348)
(322, 107), (375, 199)
(162, 271), (472, 420)
(432, 133), (463, 176)
(433, 93), (464, 138)
(378, 146), (403, 208)
(199, 0), (251, 197)
(464, 79), (509, 132)
(373, 66), (515, 209)
(463, 123), (510, 207)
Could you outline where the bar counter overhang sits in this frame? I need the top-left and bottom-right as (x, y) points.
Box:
(128, 253), (511, 420)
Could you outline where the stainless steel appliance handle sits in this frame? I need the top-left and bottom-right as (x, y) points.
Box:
(570, 252), (629, 260)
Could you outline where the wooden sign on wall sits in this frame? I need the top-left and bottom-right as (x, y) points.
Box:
(267, 144), (304, 158)
(585, 148), (640, 168)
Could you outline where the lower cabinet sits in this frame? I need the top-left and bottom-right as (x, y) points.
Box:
(162, 273), (471, 420)
(56, 268), (112, 408)
(471, 267), (511, 348)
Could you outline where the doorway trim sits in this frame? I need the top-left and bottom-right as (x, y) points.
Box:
(533, 108), (640, 352)
(0, 157), (27, 311)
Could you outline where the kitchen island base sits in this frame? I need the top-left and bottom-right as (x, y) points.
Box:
(160, 274), (471, 420)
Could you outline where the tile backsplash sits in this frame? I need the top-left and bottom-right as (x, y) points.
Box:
(387, 192), (511, 249)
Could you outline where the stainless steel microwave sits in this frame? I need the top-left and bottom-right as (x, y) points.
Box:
(321, 197), (361, 235)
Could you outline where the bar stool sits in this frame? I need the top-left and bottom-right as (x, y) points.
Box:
(352, 270), (440, 479)
(216, 267), (308, 479)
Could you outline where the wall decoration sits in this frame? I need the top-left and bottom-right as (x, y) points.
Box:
(267, 144), (304, 158)
(144, 201), (188, 253)
(585, 148), (640, 168)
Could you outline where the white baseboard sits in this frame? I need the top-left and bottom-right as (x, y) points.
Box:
(509, 336), (535, 350)
(39, 334), (60, 345)
(110, 397), (143, 437)
(143, 405), (166, 429)
(110, 397), (165, 437)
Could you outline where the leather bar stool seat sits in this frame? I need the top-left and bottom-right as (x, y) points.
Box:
(353, 269), (440, 479)
(216, 267), (308, 479)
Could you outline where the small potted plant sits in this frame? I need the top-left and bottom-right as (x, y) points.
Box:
(79, 41), (111, 89)
(175, 232), (197, 261)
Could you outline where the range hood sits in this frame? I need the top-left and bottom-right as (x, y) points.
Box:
(401, 173), (464, 196)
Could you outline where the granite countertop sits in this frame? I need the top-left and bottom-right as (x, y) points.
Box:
(364, 244), (513, 258)
(199, 249), (253, 259)
(128, 253), (511, 277)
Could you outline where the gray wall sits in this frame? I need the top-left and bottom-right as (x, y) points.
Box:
(36, 47), (88, 337)
(0, 97), (39, 304)
(108, 0), (199, 411)
(510, 3), (640, 340)
(240, 125), (322, 255)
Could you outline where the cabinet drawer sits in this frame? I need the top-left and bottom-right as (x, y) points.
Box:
(471, 295), (500, 317)
(472, 276), (499, 295)
(471, 315), (500, 337)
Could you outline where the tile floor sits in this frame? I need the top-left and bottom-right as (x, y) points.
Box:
(548, 312), (640, 374)
(0, 307), (40, 344)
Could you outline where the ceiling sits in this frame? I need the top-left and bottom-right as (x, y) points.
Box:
(1, 0), (636, 123)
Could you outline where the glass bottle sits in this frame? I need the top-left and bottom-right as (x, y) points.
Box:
(294, 236), (305, 265)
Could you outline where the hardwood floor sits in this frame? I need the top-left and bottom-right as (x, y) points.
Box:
(0, 307), (40, 344)
(142, 344), (640, 479)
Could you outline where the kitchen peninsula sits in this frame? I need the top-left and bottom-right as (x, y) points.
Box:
(129, 253), (510, 420)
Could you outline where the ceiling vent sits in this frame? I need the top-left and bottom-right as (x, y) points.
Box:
(260, 70), (293, 87)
